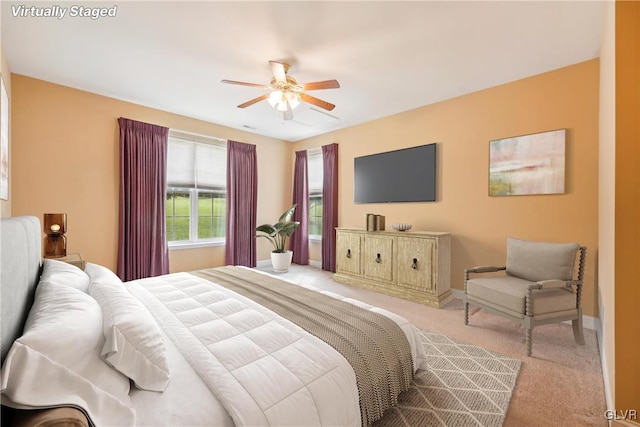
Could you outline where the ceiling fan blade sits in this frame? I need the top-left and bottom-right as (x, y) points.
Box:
(301, 80), (340, 91)
(300, 93), (336, 111)
(269, 61), (287, 83)
(221, 79), (267, 89)
(237, 94), (269, 108)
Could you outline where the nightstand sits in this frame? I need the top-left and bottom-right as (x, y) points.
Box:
(54, 253), (86, 270)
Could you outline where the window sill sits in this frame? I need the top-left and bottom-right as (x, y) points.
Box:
(169, 240), (225, 250)
(309, 235), (323, 243)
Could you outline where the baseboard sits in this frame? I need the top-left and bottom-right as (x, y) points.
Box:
(256, 259), (322, 269)
(450, 288), (466, 301)
(451, 288), (598, 331)
(308, 260), (322, 269)
(597, 304), (615, 414)
(256, 259), (271, 268)
(572, 313), (598, 331)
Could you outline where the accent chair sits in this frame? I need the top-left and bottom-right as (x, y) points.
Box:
(463, 237), (587, 356)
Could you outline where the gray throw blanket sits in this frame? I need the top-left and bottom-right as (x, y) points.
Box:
(192, 266), (414, 426)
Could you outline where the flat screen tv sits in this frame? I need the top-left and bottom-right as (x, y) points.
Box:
(354, 143), (436, 203)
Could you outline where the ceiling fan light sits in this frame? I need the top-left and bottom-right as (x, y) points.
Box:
(286, 92), (300, 109)
(267, 90), (283, 108)
(223, 61), (339, 118)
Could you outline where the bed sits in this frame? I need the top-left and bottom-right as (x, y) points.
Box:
(1, 216), (427, 426)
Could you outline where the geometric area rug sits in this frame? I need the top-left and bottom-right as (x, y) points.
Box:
(374, 328), (522, 427)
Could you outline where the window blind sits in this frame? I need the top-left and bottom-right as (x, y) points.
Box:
(167, 135), (227, 191)
(308, 150), (324, 194)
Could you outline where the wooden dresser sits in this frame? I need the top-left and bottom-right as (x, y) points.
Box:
(333, 228), (451, 308)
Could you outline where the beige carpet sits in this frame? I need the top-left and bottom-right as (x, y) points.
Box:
(259, 264), (608, 427)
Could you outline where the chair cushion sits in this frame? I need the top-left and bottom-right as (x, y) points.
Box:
(506, 238), (579, 282)
(467, 276), (577, 318)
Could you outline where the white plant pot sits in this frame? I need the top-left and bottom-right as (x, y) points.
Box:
(271, 250), (293, 273)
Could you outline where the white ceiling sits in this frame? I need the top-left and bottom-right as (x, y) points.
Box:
(1, 1), (605, 142)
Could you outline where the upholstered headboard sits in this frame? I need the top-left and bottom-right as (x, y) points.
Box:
(0, 216), (42, 363)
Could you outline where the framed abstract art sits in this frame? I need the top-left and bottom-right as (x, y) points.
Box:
(489, 129), (566, 196)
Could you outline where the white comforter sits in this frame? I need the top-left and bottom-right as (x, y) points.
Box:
(127, 269), (426, 427)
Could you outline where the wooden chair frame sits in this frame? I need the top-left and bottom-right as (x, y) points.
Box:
(463, 246), (587, 356)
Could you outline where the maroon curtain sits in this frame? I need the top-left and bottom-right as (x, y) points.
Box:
(322, 143), (339, 272)
(291, 150), (309, 265)
(117, 117), (169, 281)
(225, 140), (257, 267)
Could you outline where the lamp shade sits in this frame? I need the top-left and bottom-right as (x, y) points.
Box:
(44, 213), (67, 235)
(285, 92), (300, 109)
(267, 90), (283, 108)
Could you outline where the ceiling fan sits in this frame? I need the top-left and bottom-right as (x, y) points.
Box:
(221, 61), (340, 120)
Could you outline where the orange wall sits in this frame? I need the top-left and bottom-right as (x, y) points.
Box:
(614, 0), (640, 411)
(10, 75), (291, 273)
(11, 61), (601, 319)
(294, 60), (600, 317)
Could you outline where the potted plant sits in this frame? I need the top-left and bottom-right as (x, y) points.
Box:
(256, 204), (300, 272)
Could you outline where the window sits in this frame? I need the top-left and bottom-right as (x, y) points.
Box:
(166, 132), (227, 247)
(308, 149), (323, 239)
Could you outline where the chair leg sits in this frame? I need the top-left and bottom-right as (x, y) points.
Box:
(464, 301), (469, 325)
(526, 327), (532, 357)
(572, 316), (585, 345)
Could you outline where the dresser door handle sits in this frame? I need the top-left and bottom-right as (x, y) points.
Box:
(375, 253), (381, 263)
(346, 249), (351, 259)
(411, 258), (418, 269)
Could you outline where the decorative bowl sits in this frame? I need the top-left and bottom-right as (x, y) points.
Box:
(392, 223), (412, 232)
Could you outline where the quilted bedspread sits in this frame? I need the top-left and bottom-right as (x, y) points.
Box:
(127, 267), (426, 427)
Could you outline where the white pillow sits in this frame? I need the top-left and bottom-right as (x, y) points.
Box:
(86, 263), (171, 392)
(1, 281), (135, 426)
(39, 258), (90, 292)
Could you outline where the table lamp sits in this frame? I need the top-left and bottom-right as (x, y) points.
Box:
(44, 213), (67, 258)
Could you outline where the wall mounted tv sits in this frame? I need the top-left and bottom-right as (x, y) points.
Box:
(354, 143), (437, 203)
